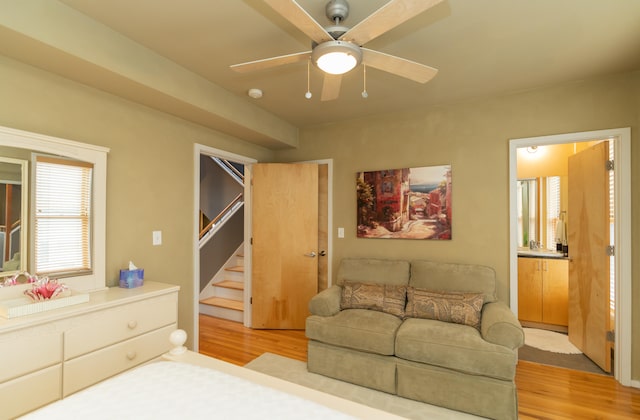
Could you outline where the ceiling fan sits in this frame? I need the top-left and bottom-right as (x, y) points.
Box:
(231, 0), (442, 101)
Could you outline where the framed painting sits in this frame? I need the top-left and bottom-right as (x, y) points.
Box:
(357, 165), (452, 239)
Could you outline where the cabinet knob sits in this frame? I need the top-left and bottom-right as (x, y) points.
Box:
(127, 320), (138, 329)
(126, 351), (137, 360)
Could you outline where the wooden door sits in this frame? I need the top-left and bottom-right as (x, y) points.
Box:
(542, 259), (569, 326)
(251, 163), (318, 329)
(567, 141), (611, 372)
(518, 257), (542, 322)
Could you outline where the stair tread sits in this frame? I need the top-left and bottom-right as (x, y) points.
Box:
(225, 266), (244, 273)
(214, 280), (244, 290)
(200, 297), (244, 311)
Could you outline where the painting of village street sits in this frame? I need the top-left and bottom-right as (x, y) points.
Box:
(357, 165), (452, 239)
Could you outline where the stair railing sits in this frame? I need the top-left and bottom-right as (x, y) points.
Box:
(199, 193), (243, 244)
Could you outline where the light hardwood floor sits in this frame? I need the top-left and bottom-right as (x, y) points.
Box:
(199, 315), (640, 419)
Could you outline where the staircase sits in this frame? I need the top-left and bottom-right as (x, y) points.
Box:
(199, 250), (245, 323)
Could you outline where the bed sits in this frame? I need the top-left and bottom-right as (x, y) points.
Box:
(20, 330), (402, 419)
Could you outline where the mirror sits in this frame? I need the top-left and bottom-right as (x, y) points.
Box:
(517, 176), (564, 250)
(0, 125), (108, 292)
(516, 178), (537, 247)
(0, 157), (28, 276)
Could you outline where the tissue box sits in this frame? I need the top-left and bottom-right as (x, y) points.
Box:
(119, 269), (144, 288)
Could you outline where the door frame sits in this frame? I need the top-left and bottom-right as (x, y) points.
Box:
(193, 144), (257, 350)
(508, 127), (632, 387)
(243, 159), (334, 327)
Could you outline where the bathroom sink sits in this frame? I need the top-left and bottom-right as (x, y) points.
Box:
(517, 248), (565, 258)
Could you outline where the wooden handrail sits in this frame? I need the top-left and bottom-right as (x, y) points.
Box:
(199, 193), (243, 239)
(224, 160), (244, 181)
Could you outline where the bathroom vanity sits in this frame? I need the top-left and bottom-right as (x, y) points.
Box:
(517, 251), (569, 329)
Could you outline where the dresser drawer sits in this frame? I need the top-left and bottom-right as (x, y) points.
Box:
(65, 292), (177, 359)
(0, 364), (62, 418)
(63, 323), (176, 396)
(0, 324), (62, 382)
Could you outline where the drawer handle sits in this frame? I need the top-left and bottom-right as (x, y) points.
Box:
(126, 351), (137, 360)
(127, 320), (138, 329)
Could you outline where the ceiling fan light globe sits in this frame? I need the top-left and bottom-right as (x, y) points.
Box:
(317, 52), (357, 74)
(312, 40), (362, 75)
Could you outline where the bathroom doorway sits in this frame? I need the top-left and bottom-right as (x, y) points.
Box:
(508, 128), (631, 385)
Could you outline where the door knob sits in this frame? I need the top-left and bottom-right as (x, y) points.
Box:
(304, 252), (317, 258)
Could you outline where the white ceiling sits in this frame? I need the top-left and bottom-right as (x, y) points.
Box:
(34, 0), (640, 128)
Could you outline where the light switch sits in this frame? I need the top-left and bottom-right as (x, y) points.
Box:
(338, 227), (344, 238)
(152, 230), (162, 246)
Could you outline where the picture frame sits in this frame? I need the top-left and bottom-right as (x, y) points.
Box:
(357, 165), (452, 239)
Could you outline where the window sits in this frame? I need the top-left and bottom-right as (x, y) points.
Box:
(545, 176), (561, 250)
(34, 156), (93, 276)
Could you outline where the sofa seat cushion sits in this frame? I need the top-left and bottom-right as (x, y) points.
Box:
(395, 318), (517, 380)
(306, 309), (403, 356)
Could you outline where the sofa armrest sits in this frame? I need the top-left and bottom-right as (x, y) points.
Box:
(480, 302), (524, 350)
(308, 285), (342, 317)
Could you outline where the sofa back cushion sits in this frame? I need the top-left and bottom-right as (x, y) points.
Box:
(337, 258), (410, 287)
(409, 260), (497, 303)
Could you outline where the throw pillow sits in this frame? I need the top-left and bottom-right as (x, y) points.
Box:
(405, 287), (484, 329)
(340, 281), (407, 318)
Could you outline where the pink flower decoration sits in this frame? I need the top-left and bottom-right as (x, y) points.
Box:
(24, 277), (68, 301)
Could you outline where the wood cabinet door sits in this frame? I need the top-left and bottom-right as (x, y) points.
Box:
(542, 259), (569, 326)
(518, 257), (542, 322)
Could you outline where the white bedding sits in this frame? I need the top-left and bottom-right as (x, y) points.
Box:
(21, 361), (357, 419)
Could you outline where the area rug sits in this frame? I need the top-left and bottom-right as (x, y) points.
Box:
(523, 328), (581, 354)
(245, 353), (481, 419)
(520, 328), (609, 375)
(518, 344), (609, 375)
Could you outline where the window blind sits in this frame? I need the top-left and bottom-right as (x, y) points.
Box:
(35, 156), (93, 276)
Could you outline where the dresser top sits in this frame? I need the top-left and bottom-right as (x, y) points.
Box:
(0, 281), (179, 333)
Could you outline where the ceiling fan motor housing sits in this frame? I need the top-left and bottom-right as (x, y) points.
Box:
(326, 0), (349, 23)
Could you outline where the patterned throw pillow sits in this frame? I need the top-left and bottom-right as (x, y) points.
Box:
(404, 287), (484, 329)
(340, 281), (407, 318)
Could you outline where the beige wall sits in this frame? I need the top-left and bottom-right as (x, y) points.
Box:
(275, 71), (640, 379)
(0, 55), (275, 346)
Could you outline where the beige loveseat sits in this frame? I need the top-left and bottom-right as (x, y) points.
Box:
(305, 258), (524, 420)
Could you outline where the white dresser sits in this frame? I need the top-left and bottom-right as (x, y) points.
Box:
(0, 281), (179, 419)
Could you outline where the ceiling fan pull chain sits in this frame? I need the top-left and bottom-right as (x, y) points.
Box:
(362, 64), (368, 99)
(305, 58), (313, 99)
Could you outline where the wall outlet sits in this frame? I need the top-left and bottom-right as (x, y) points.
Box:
(152, 230), (162, 246)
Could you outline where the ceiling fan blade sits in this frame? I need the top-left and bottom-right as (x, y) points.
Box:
(362, 48), (438, 84)
(230, 51), (311, 73)
(340, 0), (443, 45)
(321, 74), (342, 101)
(264, 0), (334, 44)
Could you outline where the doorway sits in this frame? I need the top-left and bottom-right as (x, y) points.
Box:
(192, 145), (333, 348)
(508, 128), (631, 386)
(193, 144), (257, 351)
